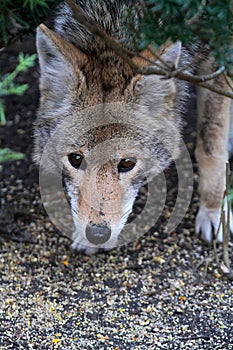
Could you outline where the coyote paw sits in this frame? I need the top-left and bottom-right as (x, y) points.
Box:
(195, 205), (233, 244)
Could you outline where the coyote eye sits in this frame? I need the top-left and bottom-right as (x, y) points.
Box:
(68, 153), (84, 169)
(118, 157), (137, 173)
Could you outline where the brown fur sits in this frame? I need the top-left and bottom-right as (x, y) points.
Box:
(35, 1), (232, 253)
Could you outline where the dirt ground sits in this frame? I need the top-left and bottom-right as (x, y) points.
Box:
(0, 36), (233, 350)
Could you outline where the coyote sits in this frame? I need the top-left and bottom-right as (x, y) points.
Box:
(34, 0), (233, 254)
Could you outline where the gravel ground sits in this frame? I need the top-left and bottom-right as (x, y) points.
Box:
(0, 37), (233, 350)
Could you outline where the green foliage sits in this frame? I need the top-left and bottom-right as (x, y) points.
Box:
(128, 0), (233, 73)
(0, 0), (61, 46)
(0, 52), (36, 125)
(0, 148), (25, 163)
(1, 0), (232, 72)
(0, 53), (36, 163)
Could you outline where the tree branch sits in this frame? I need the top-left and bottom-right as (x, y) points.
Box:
(65, 0), (139, 73)
(65, 0), (233, 99)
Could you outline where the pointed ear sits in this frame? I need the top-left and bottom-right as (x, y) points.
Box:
(36, 24), (87, 107)
(131, 41), (183, 112)
(161, 41), (182, 69)
(133, 41), (182, 70)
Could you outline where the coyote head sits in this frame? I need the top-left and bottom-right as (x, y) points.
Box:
(35, 24), (187, 254)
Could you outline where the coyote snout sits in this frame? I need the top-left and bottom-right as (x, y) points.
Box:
(85, 222), (111, 245)
(64, 138), (144, 253)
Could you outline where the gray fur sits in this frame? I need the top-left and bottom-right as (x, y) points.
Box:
(35, 0), (233, 252)
(34, 0), (191, 253)
(55, 0), (130, 54)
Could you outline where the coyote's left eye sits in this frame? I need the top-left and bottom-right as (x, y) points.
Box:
(118, 157), (137, 173)
(68, 153), (84, 169)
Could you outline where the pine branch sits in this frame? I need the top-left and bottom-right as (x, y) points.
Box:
(186, 0), (207, 26)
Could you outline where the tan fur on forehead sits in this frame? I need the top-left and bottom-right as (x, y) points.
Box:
(79, 52), (134, 104)
(78, 123), (135, 150)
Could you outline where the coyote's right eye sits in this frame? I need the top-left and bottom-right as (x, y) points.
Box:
(68, 153), (84, 169)
(118, 157), (137, 173)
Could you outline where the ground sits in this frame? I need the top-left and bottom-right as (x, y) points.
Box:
(0, 37), (233, 350)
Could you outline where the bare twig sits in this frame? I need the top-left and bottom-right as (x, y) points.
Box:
(170, 66), (225, 83)
(65, 0), (139, 73)
(223, 162), (230, 269)
(223, 73), (233, 91)
(140, 66), (233, 98)
(65, 0), (233, 99)
(147, 45), (173, 71)
(168, 48), (202, 75)
(213, 162), (233, 280)
(213, 207), (224, 271)
(132, 48), (168, 72)
(195, 81), (233, 99)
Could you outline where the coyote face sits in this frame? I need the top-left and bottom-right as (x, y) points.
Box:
(60, 105), (181, 253)
(35, 2), (232, 254)
(64, 126), (141, 252)
(35, 22), (185, 253)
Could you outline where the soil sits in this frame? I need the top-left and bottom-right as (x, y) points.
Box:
(0, 36), (233, 350)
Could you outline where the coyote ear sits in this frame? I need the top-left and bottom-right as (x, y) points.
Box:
(36, 24), (87, 106)
(131, 42), (182, 112)
(160, 41), (182, 69)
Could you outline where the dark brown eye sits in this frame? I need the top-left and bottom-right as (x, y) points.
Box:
(118, 157), (137, 173)
(68, 153), (84, 169)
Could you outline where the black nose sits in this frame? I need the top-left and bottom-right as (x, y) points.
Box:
(86, 222), (111, 245)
